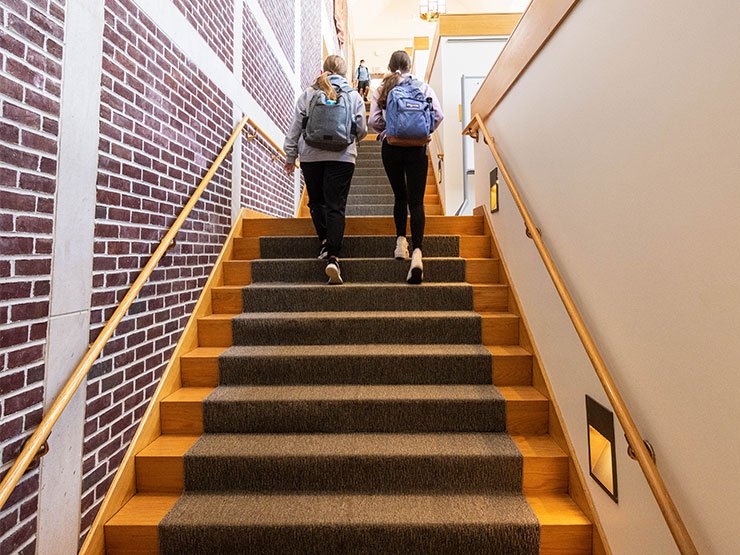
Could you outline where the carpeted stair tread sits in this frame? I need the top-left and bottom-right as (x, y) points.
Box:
(242, 283), (473, 312)
(351, 176), (390, 185)
(183, 432), (523, 493)
(348, 184), (393, 195)
(218, 343), (492, 385)
(231, 310), (482, 345)
(346, 194), (395, 205)
(258, 235), (459, 259)
(353, 168), (387, 176)
(187, 432), (518, 459)
(206, 384), (504, 402)
(249, 257), (466, 284)
(202, 384), (506, 433)
(347, 204), (395, 216)
(159, 492), (539, 554)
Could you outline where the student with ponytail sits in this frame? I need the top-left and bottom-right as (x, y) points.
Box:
(284, 55), (367, 284)
(369, 50), (443, 284)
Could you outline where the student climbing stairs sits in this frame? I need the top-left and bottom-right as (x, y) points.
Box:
(96, 198), (600, 553)
(345, 139), (444, 217)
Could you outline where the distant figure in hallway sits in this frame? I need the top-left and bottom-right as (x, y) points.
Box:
(284, 55), (368, 285)
(369, 50), (443, 284)
(354, 59), (370, 101)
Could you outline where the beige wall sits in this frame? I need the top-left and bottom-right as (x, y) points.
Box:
(473, 0), (740, 553)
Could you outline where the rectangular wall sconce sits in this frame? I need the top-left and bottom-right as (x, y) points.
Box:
(586, 395), (618, 502)
(490, 168), (499, 213)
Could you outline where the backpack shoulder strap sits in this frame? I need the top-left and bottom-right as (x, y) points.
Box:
(337, 82), (355, 94)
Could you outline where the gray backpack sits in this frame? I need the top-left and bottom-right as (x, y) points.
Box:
(302, 83), (357, 151)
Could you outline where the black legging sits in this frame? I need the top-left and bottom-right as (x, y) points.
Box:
(381, 140), (428, 251)
(301, 161), (355, 258)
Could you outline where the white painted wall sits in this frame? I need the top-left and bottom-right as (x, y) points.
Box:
(435, 38), (508, 214)
(472, 0), (740, 553)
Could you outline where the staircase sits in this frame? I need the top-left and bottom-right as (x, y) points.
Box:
(100, 210), (595, 554)
(347, 140), (443, 217)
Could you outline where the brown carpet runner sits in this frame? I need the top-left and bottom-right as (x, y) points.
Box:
(159, 233), (539, 553)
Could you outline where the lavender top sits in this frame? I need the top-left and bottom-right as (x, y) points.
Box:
(368, 73), (444, 141)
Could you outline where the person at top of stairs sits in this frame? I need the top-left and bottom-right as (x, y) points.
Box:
(369, 50), (444, 284)
(284, 54), (368, 285)
(354, 59), (371, 101)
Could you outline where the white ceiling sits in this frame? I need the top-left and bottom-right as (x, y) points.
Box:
(347, 0), (531, 40)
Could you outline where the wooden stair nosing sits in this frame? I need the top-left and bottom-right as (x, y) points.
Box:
(104, 492), (590, 555)
(159, 385), (548, 436)
(240, 216), (485, 237)
(134, 432), (567, 496)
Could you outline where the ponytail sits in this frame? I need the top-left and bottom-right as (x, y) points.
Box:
(378, 72), (402, 109)
(377, 50), (412, 109)
(316, 71), (338, 101)
(312, 55), (347, 102)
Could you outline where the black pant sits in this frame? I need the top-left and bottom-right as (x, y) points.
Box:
(301, 161), (355, 258)
(381, 140), (428, 251)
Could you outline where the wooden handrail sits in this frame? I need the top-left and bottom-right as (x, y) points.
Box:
(0, 114), (288, 511)
(431, 131), (444, 161)
(464, 113), (698, 555)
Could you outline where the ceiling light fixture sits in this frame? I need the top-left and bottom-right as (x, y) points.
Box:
(419, 0), (446, 22)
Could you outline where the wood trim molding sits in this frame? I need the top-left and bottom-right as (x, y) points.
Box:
(79, 208), (255, 555)
(474, 205), (611, 555)
(470, 0), (580, 119)
(413, 36), (430, 50)
(425, 13), (522, 82)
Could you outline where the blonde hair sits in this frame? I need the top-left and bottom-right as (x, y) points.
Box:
(312, 55), (348, 102)
(378, 50), (412, 108)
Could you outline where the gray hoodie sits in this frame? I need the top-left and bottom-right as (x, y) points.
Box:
(283, 74), (368, 165)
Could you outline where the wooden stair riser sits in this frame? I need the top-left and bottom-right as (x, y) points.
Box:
(197, 315), (234, 347)
(488, 347), (533, 386)
(241, 216), (484, 237)
(230, 235), (490, 263)
(472, 284), (508, 312)
(104, 493), (591, 555)
(181, 351), (534, 391)
(223, 260), (250, 285)
(159, 387), (547, 437)
(133, 434), (568, 495)
(211, 286), (242, 313)
(481, 314), (520, 345)
(465, 258), (500, 283)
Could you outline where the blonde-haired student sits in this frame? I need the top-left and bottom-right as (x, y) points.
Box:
(284, 55), (367, 284)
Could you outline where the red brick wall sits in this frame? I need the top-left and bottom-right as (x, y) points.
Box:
(0, 0), (65, 552)
(1, 0), (325, 549)
(257, 0), (295, 69)
(300, 0), (322, 89)
(241, 135), (295, 218)
(78, 0), (233, 541)
(173, 0), (234, 71)
(243, 5), (294, 133)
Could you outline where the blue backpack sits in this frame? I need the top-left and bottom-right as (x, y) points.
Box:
(385, 77), (434, 146)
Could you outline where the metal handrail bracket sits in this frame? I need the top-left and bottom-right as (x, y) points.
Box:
(463, 113), (698, 555)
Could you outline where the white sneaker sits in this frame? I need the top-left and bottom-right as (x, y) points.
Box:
(394, 236), (409, 259)
(325, 257), (343, 285)
(407, 248), (423, 284)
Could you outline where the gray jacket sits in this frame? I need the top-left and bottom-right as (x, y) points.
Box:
(284, 75), (368, 164)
